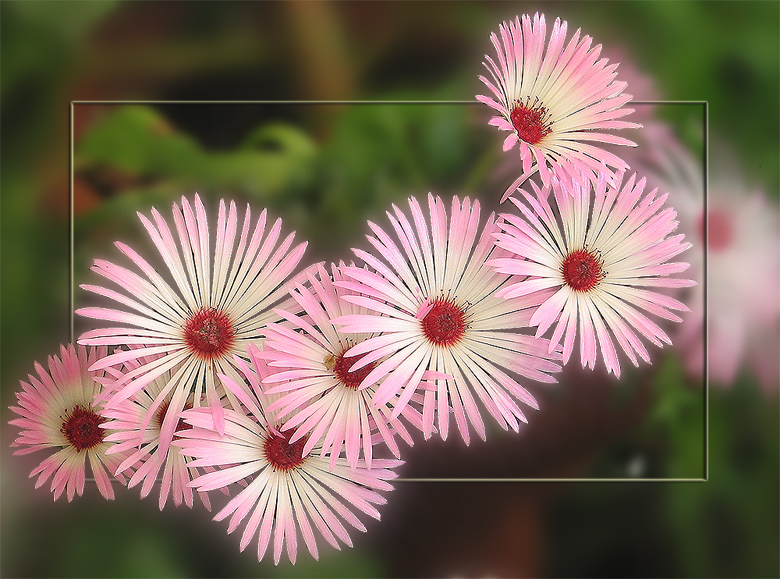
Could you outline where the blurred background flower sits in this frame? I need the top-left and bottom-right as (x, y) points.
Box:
(1, 1), (777, 577)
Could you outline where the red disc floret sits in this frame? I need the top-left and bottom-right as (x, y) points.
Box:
(154, 399), (193, 437)
(61, 405), (104, 451)
(184, 307), (235, 359)
(562, 248), (605, 292)
(510, 99), (552, 145)
(421, 298), (467, 347)
(697, 209), (733, 252)
(332, 350), (376, 389)
(263, 430), (309, 472)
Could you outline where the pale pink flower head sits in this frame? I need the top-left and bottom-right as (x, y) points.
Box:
(637, 130), (780, 391)
(9, 344), (128, 501)
(696, 188), (780, 395)
(477, 13), (641, 201)
(77, 194), (307, 458)
(175, 343), (402, 565)
(492, 174), (696, 377)
(261, 262), (428, 471)
(333, 194), (562, 445)
(694, 188), (780, 391)
(100, 353), (216, 510)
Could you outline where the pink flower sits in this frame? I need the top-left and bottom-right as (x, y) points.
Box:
(8, 345), (128, 501)
(636, 129), (780, 391)
(100, 354), (215, 510)
(77, 194), (307, 458)
(261, 263), (427, 470)
(333, 194), (562, 444)
(175, 344), (402, 565)
(477, 13), (640, 200)
(492, 174), (695, 377)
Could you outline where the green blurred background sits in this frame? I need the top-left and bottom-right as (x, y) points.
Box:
(1, 1), (778, 577)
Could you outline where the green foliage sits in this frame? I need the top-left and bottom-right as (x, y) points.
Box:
(647, 354), (705, 479)
(662, 379), (780, 577)
(2, 2), (778, 577)
(75, 106), (317, 202)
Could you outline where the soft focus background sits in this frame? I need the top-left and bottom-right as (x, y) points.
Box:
(2, 1), (778, 577)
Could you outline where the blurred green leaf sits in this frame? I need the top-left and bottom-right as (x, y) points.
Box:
(75, 105), (318, 202)
(663, 379), (780, 577)
(8, 0), (117, 44)
(75, 105), (203, 175)
(1, 0), (117, 100)
(647, 354), (705, 478)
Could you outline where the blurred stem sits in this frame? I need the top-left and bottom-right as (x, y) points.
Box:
(282, 1), (356, 137)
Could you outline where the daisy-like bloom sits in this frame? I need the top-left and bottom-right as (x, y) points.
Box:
(262, 262), (428, 471)
(77, 194), (307, 458)
(9, 345), (128, 501)
(491, 173), (696, 378)
(634, 128), (779, 391)
(477, 13), (641, 201)
(333, 194), (563, 444)
(100, 353), (214, 510)
(176, 343), (402, 565)
(686, 189), (780, 391)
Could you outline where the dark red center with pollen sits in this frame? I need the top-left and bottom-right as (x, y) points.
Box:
(263, 430), (308, 472)
(562, 249), (605, 292)
(184, 307), (235, 359)
(61, 405), (104, 451)
(697, 209), (733, 252)
(332, 351), (376, 389)
(421, 298), (467, 347)
(154, 399), (192, 437)
(510, 100), (552, 145)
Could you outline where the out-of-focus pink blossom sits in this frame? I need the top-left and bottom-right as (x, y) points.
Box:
(635, 126), (780, 392)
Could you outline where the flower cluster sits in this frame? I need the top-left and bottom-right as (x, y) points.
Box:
(8, 12), (699, 566)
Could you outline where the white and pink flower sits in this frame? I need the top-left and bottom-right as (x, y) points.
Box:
(333, 194), (562, 444)
(261, 262), (428, 470)
(478, 13), (640, 200)
(492, 173), (695, 377)
(176, 343), (402, 565)
(77, 194), (307, 458)
(9, 345), (128, 501)
(100, 354), (215, 510)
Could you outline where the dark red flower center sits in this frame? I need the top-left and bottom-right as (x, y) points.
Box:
(183, 307), (235, 359)
(154, 399), (192, 437)
(697, 209), (733, 252)
(420, 298), (467, 347)
(263, 430), (309, 472)
(510, 98), (552, 145)
(330, 350), (376, 390)
(61, 405), (104, 451)
(562, 249), (605, 292)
